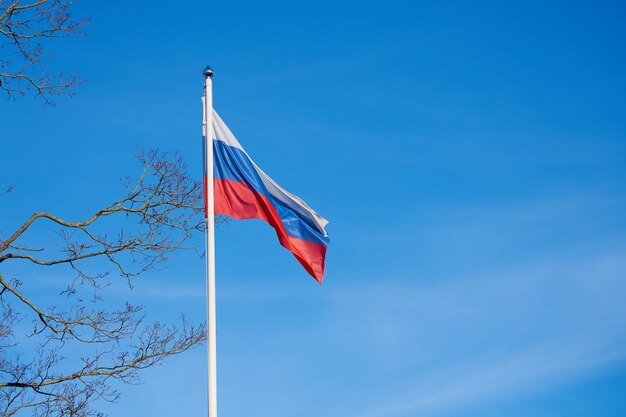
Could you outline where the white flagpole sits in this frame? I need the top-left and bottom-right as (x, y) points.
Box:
(202, 65), (217, 417)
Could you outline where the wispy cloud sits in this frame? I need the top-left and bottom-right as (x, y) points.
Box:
(326, 252), (626, 417)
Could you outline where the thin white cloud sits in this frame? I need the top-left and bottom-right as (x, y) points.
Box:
(326, 252), (626, 417)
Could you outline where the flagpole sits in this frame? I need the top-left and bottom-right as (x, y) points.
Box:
(203, 65), (217, 417)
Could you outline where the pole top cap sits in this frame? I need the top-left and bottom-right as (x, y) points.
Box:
(202, 65), (215, 79)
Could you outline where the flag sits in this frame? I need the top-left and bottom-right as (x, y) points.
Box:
(204, 110), (329, 282)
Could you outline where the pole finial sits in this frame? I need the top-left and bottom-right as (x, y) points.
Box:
(202, 65), (214, 79)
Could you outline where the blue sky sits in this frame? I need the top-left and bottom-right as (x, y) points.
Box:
(2, 1), (626, 416)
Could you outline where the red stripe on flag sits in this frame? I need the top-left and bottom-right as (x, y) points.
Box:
(213, 178), (326, 282)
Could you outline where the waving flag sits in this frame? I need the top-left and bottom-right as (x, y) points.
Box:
(205, 110), (329, 282)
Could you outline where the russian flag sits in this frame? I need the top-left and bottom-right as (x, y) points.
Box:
(205, 110), (329, 283)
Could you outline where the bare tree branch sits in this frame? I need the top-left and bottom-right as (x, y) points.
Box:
(0, 0), (87, 102)
(0, 149), (213, 416)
